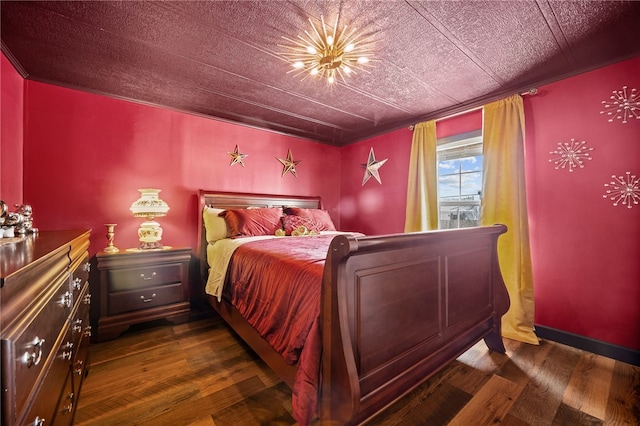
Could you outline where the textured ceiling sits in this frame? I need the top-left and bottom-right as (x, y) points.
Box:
(2, 1), (640, 146)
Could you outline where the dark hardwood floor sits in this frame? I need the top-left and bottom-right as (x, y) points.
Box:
(75, 316), (640, 425)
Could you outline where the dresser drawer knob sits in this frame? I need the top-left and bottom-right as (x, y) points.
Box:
(82, 262), (91, 272)
(83, 293), (92, 305)
(22, 337), (45, 367)
(140, 293), (157, 303)
(84, 325), (92, 337)
(74, 360), (84, 375)
(31, 416), (45, 426)
(73, 277), (83, 290)
(140, 271), (157, 281)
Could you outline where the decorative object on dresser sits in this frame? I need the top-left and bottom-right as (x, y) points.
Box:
(0, 201), (38, 236)
(1, 230), (91, 426)
(103, 223), (119, 253)
(95, 247), (191, 342)
(129, 188), (170, 250)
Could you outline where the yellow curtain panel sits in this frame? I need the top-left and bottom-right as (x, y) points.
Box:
(405, 120), (438, 232)
(481, 95), (538, 345)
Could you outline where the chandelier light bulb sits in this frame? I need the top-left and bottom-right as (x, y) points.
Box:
(345, 43), (355, 53)
(293, 61), (305, 69)
(310, 68), (319, 76)
(357, 56), (369, 64)
(327, 35), (334, 46)
(343, 66), (352, 74)
(306, 45), (317, 54)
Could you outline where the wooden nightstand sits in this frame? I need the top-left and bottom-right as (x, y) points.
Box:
(95, 247), (191, 341)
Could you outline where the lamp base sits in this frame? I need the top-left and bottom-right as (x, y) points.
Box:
(136, 219), (165, 250)
(126, 245), (172, 252)
(138, 241), (164, 250)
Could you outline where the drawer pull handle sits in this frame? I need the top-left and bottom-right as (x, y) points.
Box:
(83, 293), (92, 305)
(62, 341), (74, 360)
(140, 293), (157, 303)
(73, 319), (83, 333)
(73, 277), (83, 290)
(75, 360), (84, 375)
(83, 262), (91, 272)
(32, 416), (45, 426)
(22, 337), (45, 367)
(60, 291), (72, 308)
(140, 272), (157, 281)
(84, 325), (92, 337)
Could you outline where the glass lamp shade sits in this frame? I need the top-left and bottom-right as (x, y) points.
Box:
(130, 189), (170, 249)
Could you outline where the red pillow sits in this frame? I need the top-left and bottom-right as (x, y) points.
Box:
(282, 215), (321, 235)
(219, 207), (283, 238)
(284, 207), (336, 231)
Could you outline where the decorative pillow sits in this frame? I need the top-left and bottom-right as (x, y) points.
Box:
(283, 207), (336, 231)
(203, 207), (229, 243)
(219, 207), (283, 238)
(282, 215), (321, 236)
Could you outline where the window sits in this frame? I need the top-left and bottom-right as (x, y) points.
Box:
(437, 131), (483, 229)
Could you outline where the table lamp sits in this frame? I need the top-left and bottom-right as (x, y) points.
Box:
(129, 188), (169, 249)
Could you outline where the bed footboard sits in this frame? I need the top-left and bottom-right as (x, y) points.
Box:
(320, 225), (509, 425)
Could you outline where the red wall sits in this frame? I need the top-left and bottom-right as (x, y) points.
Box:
(524, 57), (640, 350)
(22, 80), (341, 255)
(1, 53), (24, 205)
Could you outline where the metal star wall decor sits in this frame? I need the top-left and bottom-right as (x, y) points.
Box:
(277, 149), (301, 177)
(361, 147), (388, 185)
(227, 145), (248, 167)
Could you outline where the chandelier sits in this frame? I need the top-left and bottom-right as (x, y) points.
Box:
(280, 15), (374, 85)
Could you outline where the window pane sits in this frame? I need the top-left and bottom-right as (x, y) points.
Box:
(437, 141), (483, 230)
(438, 172), (460, 201)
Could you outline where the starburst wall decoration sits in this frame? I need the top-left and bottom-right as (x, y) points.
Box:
(603, 172), (640, 209)
(600, 86), (640, 123)
(549, 138), (593, 172)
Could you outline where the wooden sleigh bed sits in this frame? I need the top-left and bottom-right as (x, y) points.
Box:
(196, 190), (510, 425)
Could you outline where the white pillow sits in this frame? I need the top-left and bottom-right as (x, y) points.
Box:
(203, 207), (229, 243)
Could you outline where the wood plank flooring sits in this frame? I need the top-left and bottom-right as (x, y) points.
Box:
(74, 316), (640, 426)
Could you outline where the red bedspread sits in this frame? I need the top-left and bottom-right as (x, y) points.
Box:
(226, 235), (335, 425)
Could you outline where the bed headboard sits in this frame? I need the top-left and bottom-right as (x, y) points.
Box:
(196, 190), (322, 282)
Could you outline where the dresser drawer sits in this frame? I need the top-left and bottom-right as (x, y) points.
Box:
(108, 283), (184, 315)
(107, 262), (184, 291)
(11, 275), (72, 416)
(20, 327), (73, 426)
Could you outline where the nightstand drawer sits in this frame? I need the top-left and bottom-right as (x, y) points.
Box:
(108, 283), (184, 315)
(107, 263), (184, 291)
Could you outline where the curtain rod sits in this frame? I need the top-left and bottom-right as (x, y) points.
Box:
(409, 88), (538, 130)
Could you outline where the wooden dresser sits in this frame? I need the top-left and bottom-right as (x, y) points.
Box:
(1, 230), (91, 426)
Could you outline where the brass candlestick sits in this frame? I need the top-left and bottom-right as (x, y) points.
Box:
(104, 224), (119, 253)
